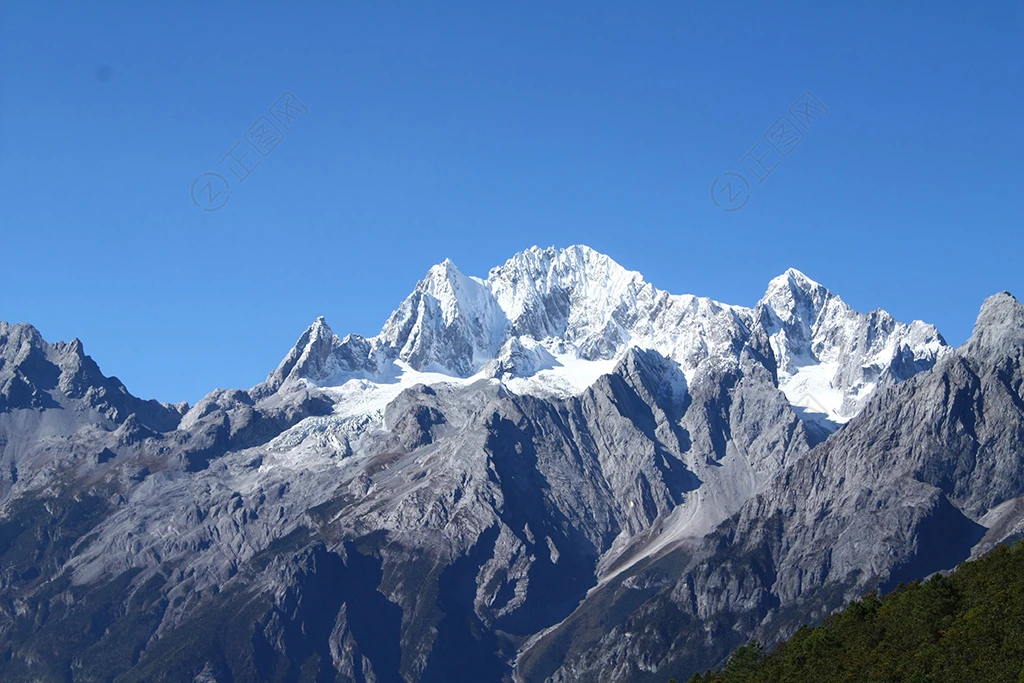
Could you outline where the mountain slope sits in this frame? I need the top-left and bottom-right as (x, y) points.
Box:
(527, 292), (1024, 682)
(0, 246), (993, 683)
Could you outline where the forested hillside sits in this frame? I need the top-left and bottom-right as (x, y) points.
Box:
(677, 542), (1024, 683)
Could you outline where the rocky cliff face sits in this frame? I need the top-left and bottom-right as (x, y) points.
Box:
(526, 292), (1024, 682)
(0, 247), (1008, 683)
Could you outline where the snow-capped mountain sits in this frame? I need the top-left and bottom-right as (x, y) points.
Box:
(268, 245), (946, 429)
(529, 290), (1024, 683)
(5, 245), (1011, 683)
(757, 268), (946, 424)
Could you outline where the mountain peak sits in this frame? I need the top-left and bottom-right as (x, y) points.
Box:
(310, 316), (332, 335)
(978, 291), (1020, 315)
(258, 246), (948, 427)
(486, 245), (643, 337)
(975, 291), (1022, 334)
(428, 257), (462, 276)
(488, 244), (629, 281)
(0, 322), (182, 429)
(0, 321), (46, 358)
(759, 268), (833, 337)
(968, 291), (1023, 358)
(765, 268), (828, 299)
(266, 316), (342, 390)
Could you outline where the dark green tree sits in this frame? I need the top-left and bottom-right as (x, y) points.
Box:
(666, 542), (1024, 683)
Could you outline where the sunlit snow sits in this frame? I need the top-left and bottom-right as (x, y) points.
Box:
(276, 246), (946, 431)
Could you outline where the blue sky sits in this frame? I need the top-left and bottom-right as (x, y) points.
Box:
(1, 1), (1021, 405)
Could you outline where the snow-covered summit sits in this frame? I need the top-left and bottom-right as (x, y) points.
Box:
(487, 245), (644, 341)
(757, 268), (946, 423)
(263, 246), (947, 427)
(375, 257), (509, 376)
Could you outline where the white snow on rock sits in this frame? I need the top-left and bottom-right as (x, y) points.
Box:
(759, 268), (947, 423)
(265, 246), (947, 429)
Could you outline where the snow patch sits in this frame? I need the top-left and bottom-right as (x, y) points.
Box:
(778, 363), (855, 425)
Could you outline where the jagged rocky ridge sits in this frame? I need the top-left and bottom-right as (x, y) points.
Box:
(523, 292), (1024, 682)
(0, 246), (1013, 683)
(268, 246), (945, 426)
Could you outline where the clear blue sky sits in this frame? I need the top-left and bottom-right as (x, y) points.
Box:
(1, 1), (1021, 405)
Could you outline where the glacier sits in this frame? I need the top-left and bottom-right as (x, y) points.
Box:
(266, 245), (947, 431)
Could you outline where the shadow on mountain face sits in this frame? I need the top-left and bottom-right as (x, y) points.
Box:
(881, 494), (987, 593)
(421, 525), (508, 683)
(250, 541), (406, 683)
(602, 353), (702, 504)
(485, 412), (600, 635)
(789, 405), (840, 446)
(340, 541), (406, 683)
